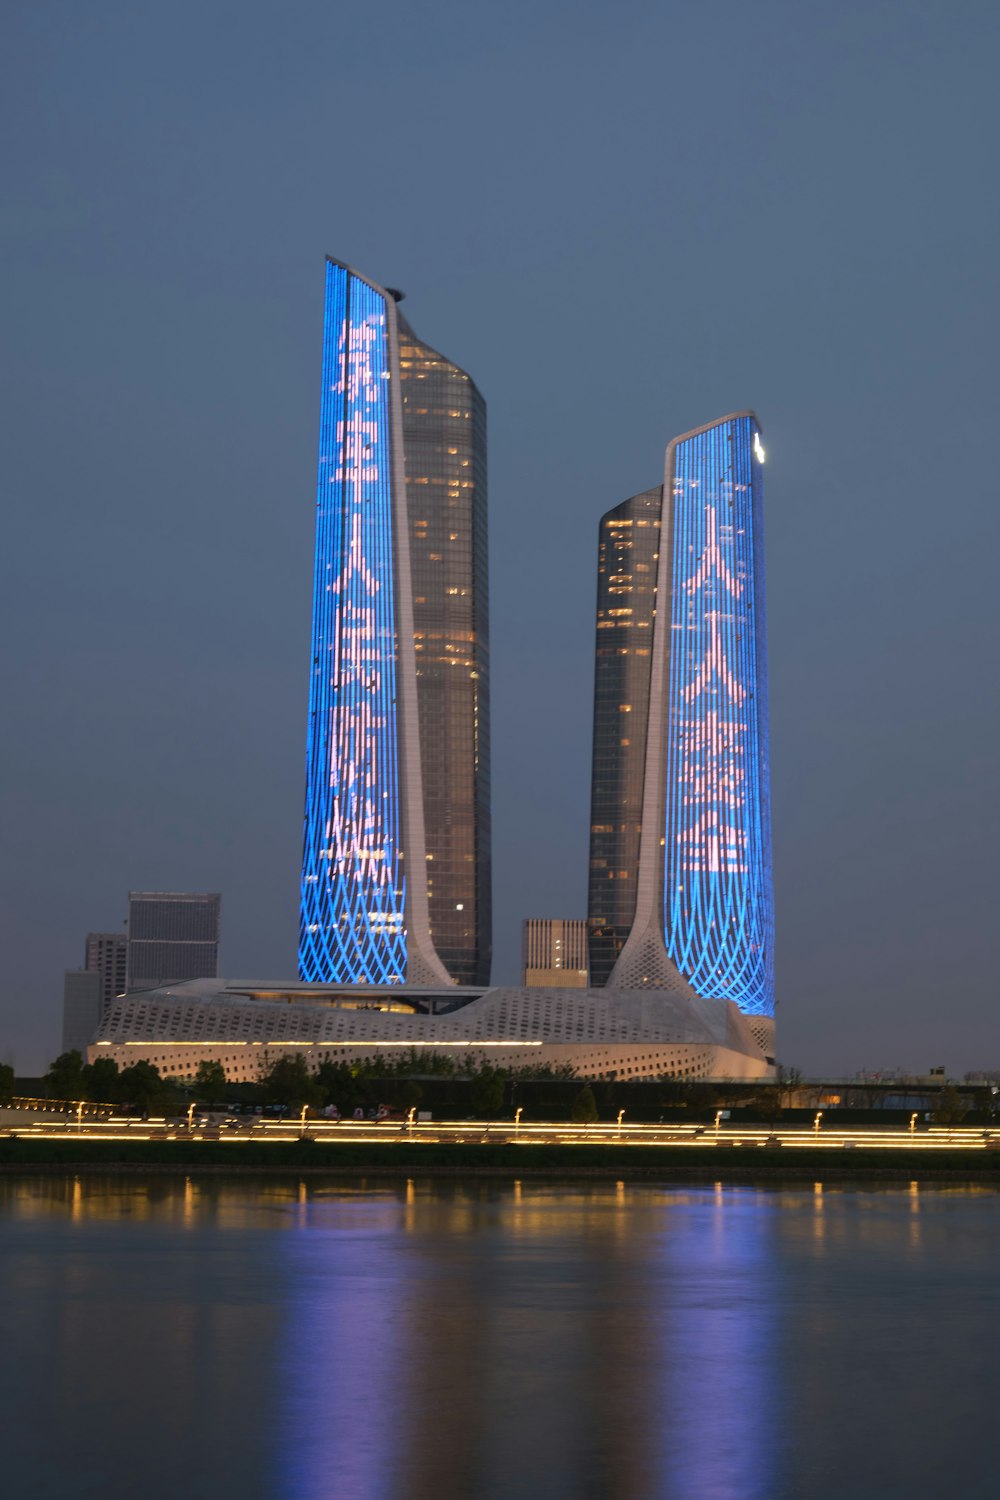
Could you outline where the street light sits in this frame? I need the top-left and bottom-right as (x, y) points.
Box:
(406, 1106), (416, 1133)
(617, 1109), (625, 1135)
(187, 1101), (196, 1130)
(909, 1112), (918, 1137)
(814, 1111), (824, 1135)
(514, 1107), (523, 1132)
(714, 1109), (723, 1139)
(299, 1104), (309, 1137)
(76, 1100), (84, 1133)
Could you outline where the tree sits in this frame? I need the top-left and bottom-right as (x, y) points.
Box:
(117, 1061), (170, 1114)
(82, 1056), (120, 1103)
(404, 1049), (456, 1078)
(469, 1065), (505, 1118)
(679, 1081), (721, 1112)
(931, 1085), (968, 1125)
(45, 1050), (86, 1100)
(0, 1062), (14, 1104)
(753, 1084), (784, 1122)
(261, 1054), (324, 1110)
(571, 1085), (599, 1124)
(193, 1060), (228, 1100)
(315, 1060), (356, 1111)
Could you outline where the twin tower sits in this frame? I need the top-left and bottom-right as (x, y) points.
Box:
(298, 259), (774, 1043)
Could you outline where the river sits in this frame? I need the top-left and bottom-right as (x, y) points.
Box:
(0, 1175), (996, 1499)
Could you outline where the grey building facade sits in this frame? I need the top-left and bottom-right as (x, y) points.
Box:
(126, 891), (221, 990)
(62, 969), (103, 1054)
(85, 931), (128, 1013)
(522, 919), (589, 988)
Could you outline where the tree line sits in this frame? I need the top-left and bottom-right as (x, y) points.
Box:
(6, 1052), (989, 1125)
(27, 1049), (592, 1119)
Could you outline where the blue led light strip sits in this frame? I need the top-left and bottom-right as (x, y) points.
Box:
(663, 416), (774, 1016)
(298, 264), (407, 982)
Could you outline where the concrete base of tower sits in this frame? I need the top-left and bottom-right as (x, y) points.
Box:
(745, 1015), (776, 1062)
(89, 978), (774, 1083)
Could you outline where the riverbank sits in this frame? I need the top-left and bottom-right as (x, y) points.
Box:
(3, 1136), (1000, 1182)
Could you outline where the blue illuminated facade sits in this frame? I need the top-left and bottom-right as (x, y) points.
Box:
(299, 262), (406, 983)
(592, 413), (774, 1024)
(663, 416), (773, 1017)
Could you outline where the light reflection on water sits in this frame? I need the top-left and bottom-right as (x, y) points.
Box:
(0, 1176), (997, 1500)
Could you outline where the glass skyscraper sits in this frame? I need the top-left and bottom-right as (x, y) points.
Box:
(587, 485), (662, 987)
(587, 413), (774, 1042)
(397, 312), (491, 985)
(299, 260), (490, 986)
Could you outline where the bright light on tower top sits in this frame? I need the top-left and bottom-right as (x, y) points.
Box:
(754, 431), (766, 464)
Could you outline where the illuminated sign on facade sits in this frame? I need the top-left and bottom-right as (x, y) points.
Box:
(299, 263), (407, 983)
(663, 416), (773, 1016)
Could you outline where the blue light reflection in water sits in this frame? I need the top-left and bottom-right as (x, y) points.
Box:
(654, 1186), (777, 1500)
(271, 1183), (780, 1500)
(1, 1178), (998, 1500)
(275, 1192), (405, 1500)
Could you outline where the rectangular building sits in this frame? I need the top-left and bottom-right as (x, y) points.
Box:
(522, 919), (589, 988)
(85, 931), (128, 1013)
(126, 891), (221, 990)
(62, 969), (102, 1054)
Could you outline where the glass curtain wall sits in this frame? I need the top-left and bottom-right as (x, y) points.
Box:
(398, 313), (491, 986)
(586, 488), (661, 985)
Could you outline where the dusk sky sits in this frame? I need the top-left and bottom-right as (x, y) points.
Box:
(2, 0), (997, 1075)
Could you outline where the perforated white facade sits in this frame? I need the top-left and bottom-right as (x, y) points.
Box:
(89, 979), (772, 1082)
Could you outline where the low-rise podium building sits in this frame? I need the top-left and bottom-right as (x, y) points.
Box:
(89, 977), (771, 1082)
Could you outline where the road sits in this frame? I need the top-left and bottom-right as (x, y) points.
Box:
(3, 1110), (998, 1153)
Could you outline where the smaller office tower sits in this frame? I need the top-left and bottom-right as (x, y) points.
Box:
(587, 414), (774, 1053)
(62, 969), (102, 1053)
(126, 892), (221, 991)
(522, 919), (589, 987)
(85, 932), (128, 1014)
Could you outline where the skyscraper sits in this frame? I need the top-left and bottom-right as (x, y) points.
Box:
(126, 891), (221, 990)
(299, 260), (490, 987)
(587, 486), (662, 988)
(587, 413), (774, 1049)
(85, 931), (128, 1013)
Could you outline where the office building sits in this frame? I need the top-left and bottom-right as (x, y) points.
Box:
(97, 394), (774, 1082)
(62, 969), (102, 1054)
(85, 931), (128, 1013)
(587, 413), (774, 1053)
(522, 919), (589, 988)
(126, 891), (221, 990)
(299, 259), (490, 987)
(587, 486), (662, 987)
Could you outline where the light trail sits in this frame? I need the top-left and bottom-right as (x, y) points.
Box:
(3, 1118), (999, 1152)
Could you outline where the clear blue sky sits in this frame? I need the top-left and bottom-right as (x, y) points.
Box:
(2, 0), (998, 1074)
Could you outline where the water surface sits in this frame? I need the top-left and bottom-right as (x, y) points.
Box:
(1, 1176), (996, 1499)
